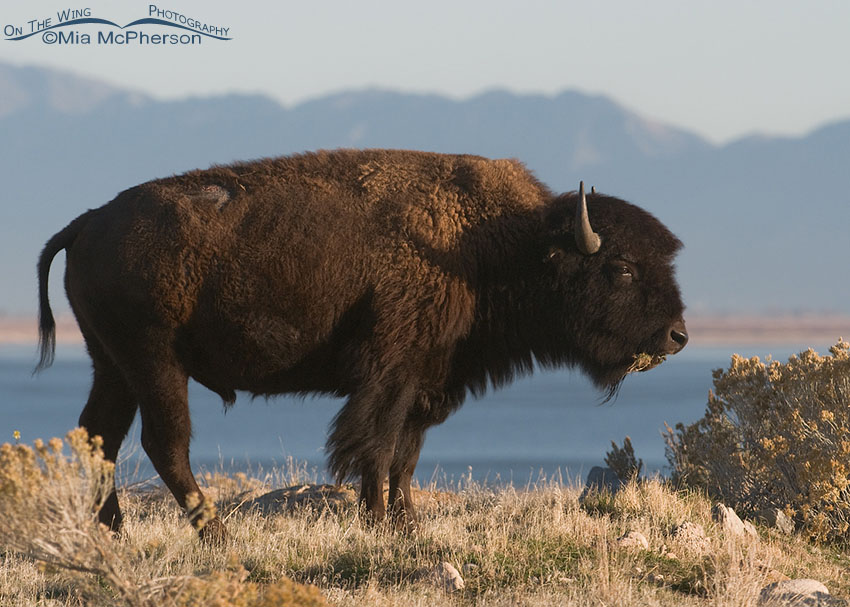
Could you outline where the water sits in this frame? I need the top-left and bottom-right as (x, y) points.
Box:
(0, 341), (824, 486)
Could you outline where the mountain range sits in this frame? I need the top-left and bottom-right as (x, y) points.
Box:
(1, 62), (848, 317)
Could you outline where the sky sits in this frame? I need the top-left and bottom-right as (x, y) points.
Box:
(2, 1), (849, 144)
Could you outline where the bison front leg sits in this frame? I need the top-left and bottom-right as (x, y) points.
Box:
(328, 381), (416, 523)
(358, 460), (389, 521)
(388, 421), (425, 529)
(388, 401), (452, 529)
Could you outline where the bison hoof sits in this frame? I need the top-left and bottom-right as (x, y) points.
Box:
(389, 507), (419, 533)
(198, 517), (229, 543)
(392, 513), (419, 534)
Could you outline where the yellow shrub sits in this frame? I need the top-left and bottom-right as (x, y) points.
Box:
(0, 427), (115, 560)
(0, 429), (329, 607)
(169, 569), (328, 607)
(665, 340), (850, 542)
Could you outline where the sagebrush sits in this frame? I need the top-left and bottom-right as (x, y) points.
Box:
(0, 429), (326, 607)
(665, 339), (850, 542)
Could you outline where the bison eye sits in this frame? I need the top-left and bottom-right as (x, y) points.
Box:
(609, 260), (637, 283)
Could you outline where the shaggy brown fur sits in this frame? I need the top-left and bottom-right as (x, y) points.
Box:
(36, 149), (687, 535)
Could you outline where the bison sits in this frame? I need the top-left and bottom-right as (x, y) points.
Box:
(36, 149), (687, 538)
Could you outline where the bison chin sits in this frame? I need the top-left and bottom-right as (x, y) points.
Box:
(582, 362), (633, 402)
(585, 319), (688, 399)
(582, 351), (670, 402)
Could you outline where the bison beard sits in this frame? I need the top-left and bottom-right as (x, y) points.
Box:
(35, 149), (687, 537)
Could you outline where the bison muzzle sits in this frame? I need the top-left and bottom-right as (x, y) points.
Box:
(36, 149), (687, 537)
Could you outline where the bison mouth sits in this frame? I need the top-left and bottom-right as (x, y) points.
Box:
(626, 352), (667, 374)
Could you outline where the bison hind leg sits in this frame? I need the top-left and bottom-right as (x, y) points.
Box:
(126, 351), (225, 538)
(77, 351), (139, 532)
(327, 381), (417, 521)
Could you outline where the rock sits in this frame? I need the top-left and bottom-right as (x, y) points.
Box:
(241, 483), (460, 517)
(670, 521), (710, 554)
(713, 503), (758, 537)
(758, 579), (846, 606)
(430, 562), (465, 593)
(617, 530), (649, 550)
(757, 508), (795, 535)
(580, 466), (623, 500)
(242, 484), (356, 514)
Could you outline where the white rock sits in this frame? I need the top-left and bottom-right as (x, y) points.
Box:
(758, 579), (842, 606)
(431, 562), (465, 593)
(713, 503), (757, 537)
(617, 530), (649, 550)
(711, 504), (744, 535)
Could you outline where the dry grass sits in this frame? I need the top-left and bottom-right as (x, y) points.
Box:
(3, 431), (850, 606)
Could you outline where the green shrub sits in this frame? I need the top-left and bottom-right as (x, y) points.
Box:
(605, 436), (643, 481)
(664, 339), (850, 542)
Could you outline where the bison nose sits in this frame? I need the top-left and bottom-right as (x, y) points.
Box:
(666, 320), (689, 354)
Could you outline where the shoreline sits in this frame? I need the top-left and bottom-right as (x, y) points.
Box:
(0, 316), (84, 345)
(2, 314), (849, 347)
(684, 314), (850, 346)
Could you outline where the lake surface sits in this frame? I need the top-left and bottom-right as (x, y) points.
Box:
(0, 341), (826, 486)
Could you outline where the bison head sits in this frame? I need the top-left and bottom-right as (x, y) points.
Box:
(544, 182), (687, 395)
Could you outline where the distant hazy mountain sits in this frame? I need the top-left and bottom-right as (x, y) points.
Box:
(1, 62), (847, 316)
(0, 63), (147, 117)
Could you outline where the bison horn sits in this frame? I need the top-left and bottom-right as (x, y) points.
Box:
(575, 181), (602, 255)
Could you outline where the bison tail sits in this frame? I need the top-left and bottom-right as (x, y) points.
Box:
(35, 211), (93, 373)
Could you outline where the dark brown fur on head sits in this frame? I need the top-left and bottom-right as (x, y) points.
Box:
(540, 191), (684, 394)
